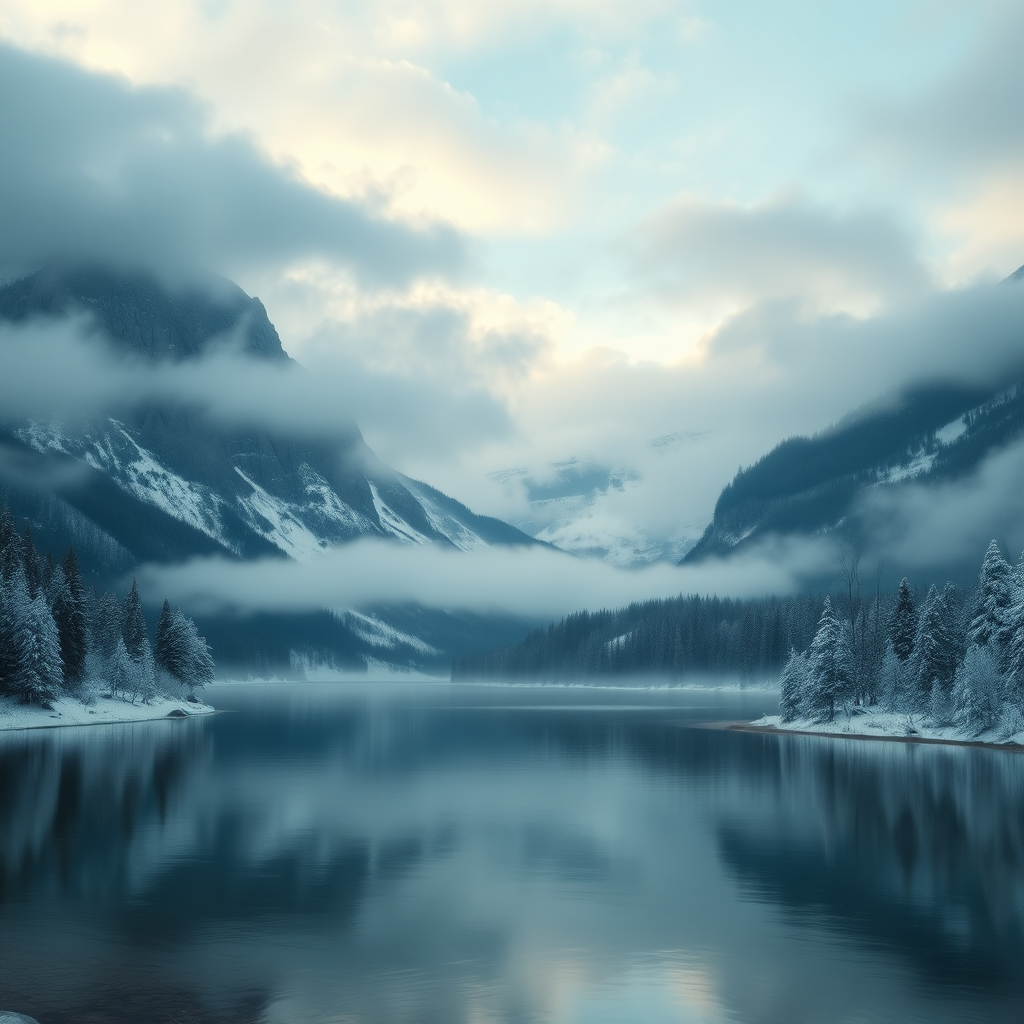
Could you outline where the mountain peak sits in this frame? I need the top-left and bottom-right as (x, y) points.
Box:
(0, 260), (289, 363)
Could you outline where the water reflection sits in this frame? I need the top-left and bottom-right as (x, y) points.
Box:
(0, 684), (1019, 1023)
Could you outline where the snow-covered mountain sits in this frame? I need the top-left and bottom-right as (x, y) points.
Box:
(0, 261), (543, 674)
(684, 378), (1024, 566)
(0, 262), (539, 574)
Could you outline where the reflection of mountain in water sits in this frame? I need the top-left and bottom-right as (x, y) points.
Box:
(3, 693), (1024, 1023)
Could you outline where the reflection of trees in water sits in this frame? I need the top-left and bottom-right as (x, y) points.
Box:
(710, 732), (1024, 991)
(0, 721), (210, 902)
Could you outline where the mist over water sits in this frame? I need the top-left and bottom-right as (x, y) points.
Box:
(1, 683), (1021, 1023)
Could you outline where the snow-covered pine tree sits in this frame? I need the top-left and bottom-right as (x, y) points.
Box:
(880, 642), (914, 713)
(88, 589), (122, 664)
(173, 611), (215, 695)
(806, 597), (852, 723)
(107, 637), (134, 701)
(0, 562), (31, 695)
(953, 644), (1002, 735)
(121, 580), (149, 662)
(779, 648), (807, 722)
(970, 540), (1014, 654)
(890, 579), (917, 663)
(21, 525), (43, 599)
(60, 549), (88, 682)
(1005, 553), (1024, 701)
(0, 515), (25, 584)
(49, 554), (88, 689)
(914, 585), (958, 715)
(154, 599), (176, 679)
(11, 594), (64, 706)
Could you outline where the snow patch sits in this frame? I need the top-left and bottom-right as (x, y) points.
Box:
(0, 693), (214, 732)
(296, 464), (378, 534)
(340, 610), (440, 656)
(753, 711), (1024, 747)
(935, 416), (967, 446)
(234, 467), (327, 562)
(368, 483), (432, 545)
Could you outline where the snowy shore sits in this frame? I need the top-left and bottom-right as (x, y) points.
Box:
(0, 693), (215, 732)
(745, 712), (1024, 749)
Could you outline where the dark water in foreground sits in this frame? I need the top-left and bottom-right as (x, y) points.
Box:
(1, 682), (1023, 1024)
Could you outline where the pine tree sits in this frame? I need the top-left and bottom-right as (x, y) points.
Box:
(11, 595), (64, 706)
(108, 637), (134, 701)
(970, 540), (1014, 653)
(779, 648), (807, 722)
(880, 642), (913, 713)
(914, 585), (957, 712)
(890, 579), (917, 662)
(953, 645), (1002, 735)
(1005, 559), (1024, 701)
(173, 611), (215, 695)
(22, 525), (42, 599)
(0, 562), (31, 694)
(121, 580), (149, 663)
(154, 599), (175, 677)
(50, 550), (88, 688)
(807, 597), (852, 723)
(88, 589), (123, 663)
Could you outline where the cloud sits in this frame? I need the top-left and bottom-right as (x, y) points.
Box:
(137, 534), (838, 619)
(0, 304), (529, 461)
(862, 5), (1024, 176)
(856, 434), (1024, 574)
(632, 194), (930, 313)
(0, 44), (466, 284)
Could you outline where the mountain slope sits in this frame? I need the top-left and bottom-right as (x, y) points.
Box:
(0, 261), (543, 674)
(684, 378), (1024, 564)
(0, 261), (540, 576)
(685, 265), (1024, 567)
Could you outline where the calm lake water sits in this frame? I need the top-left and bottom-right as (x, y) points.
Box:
(1, 681), (1023, 1024)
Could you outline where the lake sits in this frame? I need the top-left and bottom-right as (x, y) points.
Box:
(1, 681), (1022, 1023)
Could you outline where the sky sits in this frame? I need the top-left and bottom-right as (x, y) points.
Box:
(1, 0), (1024, 572)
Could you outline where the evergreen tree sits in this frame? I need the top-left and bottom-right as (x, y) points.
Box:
(121, 579), (149, 663)
(914, 585), (958, 710)
(154, 599), (175, 676)
(889, 579), (917, 662)
(0, 516), (25, 584)
(173, 611), (215, 694)
(953, 645), (1002, 735)
(0, 562), (31, 694)
(11, 595), (64, 706)
(806, 597), (851, 723)
(779, 648), (807, 722)
(970, 540), (1014, 653)
(88, 589), (123, 663)
(1005, 562), (1024, 700)
(50, 550), (88, 687)
(108, 637), (134, 701)
(880, 642), (912, 713)
(22, 525), (42, 599)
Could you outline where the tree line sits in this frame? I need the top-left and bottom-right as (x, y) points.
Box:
(0, 509), (214, 707)
(780, 540), (1024, 734)
(453, 593), (830, 682)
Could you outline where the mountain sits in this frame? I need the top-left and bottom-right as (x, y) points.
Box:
(0, 261), (542, 672)
(685, 266), (1024, 569)
(684, 372), (1024, 568)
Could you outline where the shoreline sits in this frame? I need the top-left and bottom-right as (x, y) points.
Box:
(701, 719), (1024, 753)
(0, 694), (216, 733)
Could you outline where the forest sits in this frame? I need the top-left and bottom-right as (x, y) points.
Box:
(0, 509), (214, 707)
(453, 592), (830, 681)
(780, 540), (1024, 734)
